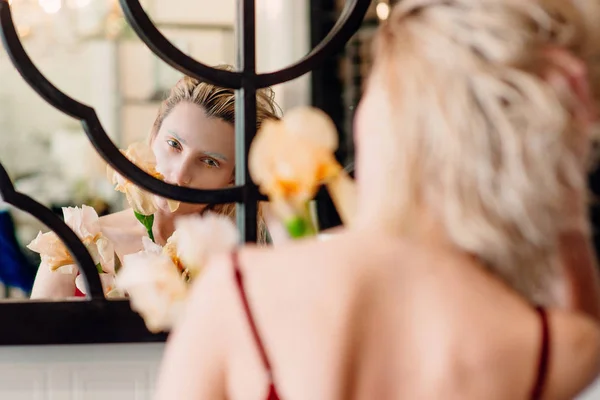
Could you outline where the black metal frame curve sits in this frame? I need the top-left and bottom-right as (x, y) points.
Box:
(0, 0), (370, 345)
(120, 0), (371, 88)
(0, 4), (242, 205)
(0, 164), (104, 299)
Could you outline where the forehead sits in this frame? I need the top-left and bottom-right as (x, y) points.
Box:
(160, 102), (235, 151)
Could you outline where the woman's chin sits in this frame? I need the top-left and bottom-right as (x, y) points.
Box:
(156, 197), (205, 215)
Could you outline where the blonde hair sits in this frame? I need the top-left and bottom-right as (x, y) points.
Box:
(151, 65), (281, 244)
(370, 0), (599, 304)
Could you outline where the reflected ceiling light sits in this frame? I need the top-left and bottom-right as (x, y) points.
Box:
(38, 0), (62, 14)
(376, 2), (390, 21)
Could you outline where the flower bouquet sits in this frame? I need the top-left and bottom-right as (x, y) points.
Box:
(27, 204), (121, 297)
(27, 141), (181, 298)
(116, 213), (239, 332)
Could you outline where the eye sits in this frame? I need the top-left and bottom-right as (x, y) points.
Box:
(166, 139), (182, 151)
(202, 158), (220, 169)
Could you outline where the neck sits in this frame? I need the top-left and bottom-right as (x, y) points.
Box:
(353, 204), (458, 253)
(152, 210), (176, 245)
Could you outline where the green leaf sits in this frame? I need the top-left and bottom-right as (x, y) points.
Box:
(95, 263), (103, 274)
(134, 211), (155, 242)
(113, 253), (122, 273)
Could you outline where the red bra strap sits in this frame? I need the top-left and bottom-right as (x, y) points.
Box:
(530, 306), (550, 400)
(232, 251), (274, 376)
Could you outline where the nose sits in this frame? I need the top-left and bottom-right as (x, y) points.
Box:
(171, 157), (194, 186)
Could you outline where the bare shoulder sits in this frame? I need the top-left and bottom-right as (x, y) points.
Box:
(243, 231), (414, 269)
(99, 209), (138, 229)
(545, 311), (600, 399)
(98, 209), (146, 258)
(169, 254), (239, 328)
(156, 254), (231, 399)
(185, 252), (241, 331)
(231, 233), (424, 307)
(189, 253), (236, 302)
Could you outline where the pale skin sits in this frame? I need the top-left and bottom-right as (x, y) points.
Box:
(156, 233), (600, 400)
(30, 102), (237, 299)
(155, 52), (600, 399)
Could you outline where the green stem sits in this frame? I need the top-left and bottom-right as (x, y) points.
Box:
(284, 203), (317, 238)
(147, 227), (155, 242)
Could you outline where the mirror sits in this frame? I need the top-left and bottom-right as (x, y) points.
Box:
(0, 0), (317, 302)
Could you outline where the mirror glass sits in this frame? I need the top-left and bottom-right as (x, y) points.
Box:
(0, 0), (313, 301)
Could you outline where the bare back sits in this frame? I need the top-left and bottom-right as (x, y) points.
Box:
(157, 232), (600, 400)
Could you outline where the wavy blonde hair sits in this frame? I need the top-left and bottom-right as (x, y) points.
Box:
(151, 66), (281, 244)
(369, 0), (600, 304)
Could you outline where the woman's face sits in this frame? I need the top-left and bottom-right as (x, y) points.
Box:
(151, 102), (235, 215)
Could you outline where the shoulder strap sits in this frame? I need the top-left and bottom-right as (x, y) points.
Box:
(530, 306), (550, 400)
(232, 251), (274, 376)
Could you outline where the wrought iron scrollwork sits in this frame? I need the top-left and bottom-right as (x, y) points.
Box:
(120, 0), (371, 88)
(255, 0), (371, 87)
(0, 0), (370, 344)
(119, 0), (242, 88)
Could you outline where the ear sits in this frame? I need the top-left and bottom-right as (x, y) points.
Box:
(541, 46), (597, 128)
(541, 46), (597, 166)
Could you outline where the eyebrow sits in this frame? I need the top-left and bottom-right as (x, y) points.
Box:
(168, 130), (187, 145)
(203, 151), (228, 162)
(168, 129), (229, 162)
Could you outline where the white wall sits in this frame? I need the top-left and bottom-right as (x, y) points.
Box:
(0, 344), (163, 400)
(0, 342), (597, 399)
